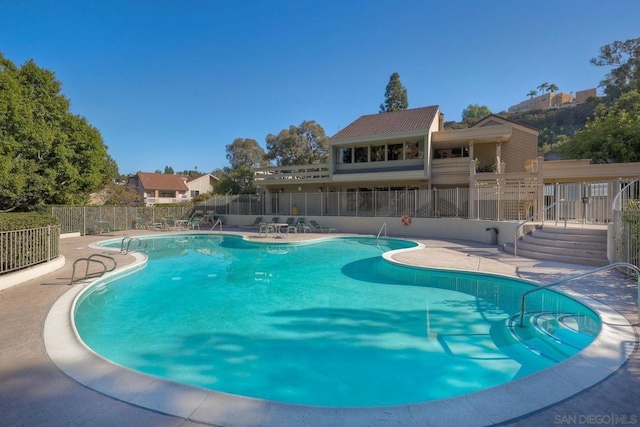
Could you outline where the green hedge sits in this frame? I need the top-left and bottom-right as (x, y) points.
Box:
(0, 212), (59, 231)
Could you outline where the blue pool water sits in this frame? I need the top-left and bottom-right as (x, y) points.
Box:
(75, 234), (600, 407)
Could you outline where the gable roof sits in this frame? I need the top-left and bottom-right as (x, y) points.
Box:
(186, 173), (219, 184)
(472, 114), (540, 135)
(332, 106), (440, 139)
(136, 172), (189, 191)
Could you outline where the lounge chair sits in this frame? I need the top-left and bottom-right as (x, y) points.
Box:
(189, 216), (201, 229)
(97, 221), (121, 235)
(309, 220), (335, 233)
(269, 217), (280, 224)
(134, 217), (148, 229)
(296, 218), (310, 233)
(284, 217), (298, 234)
(244, 217), (264, 228)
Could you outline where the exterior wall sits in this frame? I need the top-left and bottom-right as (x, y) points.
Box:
(187, 176), (215, 196)
(473, 143), (496, 171)
(576, 88), (597, 103)
(501, 127), (538, 173)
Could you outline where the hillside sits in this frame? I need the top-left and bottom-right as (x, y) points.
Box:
(444, 100), (599, 148)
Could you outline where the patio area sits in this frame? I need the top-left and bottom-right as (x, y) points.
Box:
(0, 228), (638, 426)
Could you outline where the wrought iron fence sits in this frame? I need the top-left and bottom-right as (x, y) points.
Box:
(51, 205), (194, 234)
(0, 225), (60, 274)
(612, 178), (640, 270)
(50, 179), (635, 236)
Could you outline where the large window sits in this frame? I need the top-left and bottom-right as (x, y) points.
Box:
(387, 143), (403, 161)
(371, 145), (385, 161)
(339, 147), (352, 164)
(354, 146), (368, 163)
(405, 141), (423, 159)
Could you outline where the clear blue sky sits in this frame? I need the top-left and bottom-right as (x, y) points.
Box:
(1, 1), (639, 176)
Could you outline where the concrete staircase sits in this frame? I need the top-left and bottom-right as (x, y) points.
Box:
(503, 225), (609, 266)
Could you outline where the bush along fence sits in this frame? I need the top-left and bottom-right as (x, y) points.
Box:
(0, 225), (60, 275)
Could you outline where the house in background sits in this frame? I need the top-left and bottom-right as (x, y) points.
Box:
(508, 88), (597, 113)
(253, 105), (640, 219)
(128, 172), (218, 206)
(254, 106), (540, 194)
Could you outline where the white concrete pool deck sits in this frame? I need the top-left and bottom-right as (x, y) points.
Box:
(1, 229), (638, 426)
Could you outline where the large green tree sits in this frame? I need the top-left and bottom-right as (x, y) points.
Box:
(265, 120), (329, 166)
(379, 72), (409, 113)
(213, 138), (268, 194)
(590, 37), (640, 99)
(562, 90), (640, 163)
(462, 104), (491, 121)
(225, 138), (269, 169)
(0, 54), (116, 211)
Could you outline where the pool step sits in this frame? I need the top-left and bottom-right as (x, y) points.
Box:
(503, 225), (609, 266)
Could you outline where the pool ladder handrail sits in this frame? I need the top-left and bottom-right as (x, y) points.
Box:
(612, 176), (640, 210)
(514, 198), (565, 257)
(518, 262), (640, 327)
(376, 222), (387, 241)
(210, 218), (223, 232)
(70, 254), (117, 285)
(120, 236), (147, 254)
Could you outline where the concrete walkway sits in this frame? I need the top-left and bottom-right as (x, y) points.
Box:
(0, 229), (638, 426)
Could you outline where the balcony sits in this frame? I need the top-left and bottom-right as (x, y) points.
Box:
(254, 164), (331, 183)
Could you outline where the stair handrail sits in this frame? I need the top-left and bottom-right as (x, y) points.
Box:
(612, 176), (640, 211)
(376, 222), (387, 240)
(87, 254), (117, 272)
(518, 262), (640, 327)
(124, 237), (146, 254)
(514, 198), (564, 257)
(70, 257), (107, 285)
(210, 219), (223, 232)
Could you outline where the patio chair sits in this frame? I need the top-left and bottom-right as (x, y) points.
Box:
(295, 218), (310, 233)
(257, 222), (275, 238)
(244, 217), (264, 228)
(134, 217), (148, 229)
(189, 216), (201, 230)
(284, 217), (298, 234)
(269, 217), (280, 224)
(309, 219), (335, 233)
(97, 221), (121, 235)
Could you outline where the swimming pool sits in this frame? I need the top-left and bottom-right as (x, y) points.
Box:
(74, 234), (600, 407)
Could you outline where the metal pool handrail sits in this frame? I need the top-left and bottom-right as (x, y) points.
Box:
(514, 199), (564, 256)
(376, 222), (387, 240)
(612, 176), (640, 210)
(518, 262), (640, 327)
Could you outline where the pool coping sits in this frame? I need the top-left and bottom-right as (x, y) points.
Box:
(43, 235), (637, 427)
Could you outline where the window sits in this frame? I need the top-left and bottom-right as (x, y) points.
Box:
(158, 191), (174, 198)
(190, 190), (200, 197)
(405, 141), (423, 159)
(387, 143), (403, 161)
(371, 145), (385, 161)
(354, 146), (368, 163)
(338, 147), (352, 164)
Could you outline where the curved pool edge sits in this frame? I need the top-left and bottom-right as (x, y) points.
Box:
(44, 238), (637, 427)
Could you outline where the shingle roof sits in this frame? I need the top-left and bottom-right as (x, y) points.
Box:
(137, 173), (189, 191)
(332, 106), (440, 139)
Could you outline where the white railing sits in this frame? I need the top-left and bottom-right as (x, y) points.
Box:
(0, 226), (60, 274)
(254, 164), (331, 182)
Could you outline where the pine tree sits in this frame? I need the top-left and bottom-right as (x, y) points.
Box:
(379, 72), (409, 113)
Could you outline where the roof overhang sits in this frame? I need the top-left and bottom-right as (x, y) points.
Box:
(330, 129), (430, 146)
(432, 125), (512, 148)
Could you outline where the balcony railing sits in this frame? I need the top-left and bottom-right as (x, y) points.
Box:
(254, 164), (331, 182)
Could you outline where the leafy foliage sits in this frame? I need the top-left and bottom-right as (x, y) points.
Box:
(266, 120), (329, 166)
(590, 37), (640, 99)
(0, 54), (116, 211)
(99, 182), (141, 206)
(379, 72), (408, 113)
(0, 212), (58, 231)
(225, 138), (269, 169)
(561, 90), (640, 163)
(462, 104), (491, 121)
